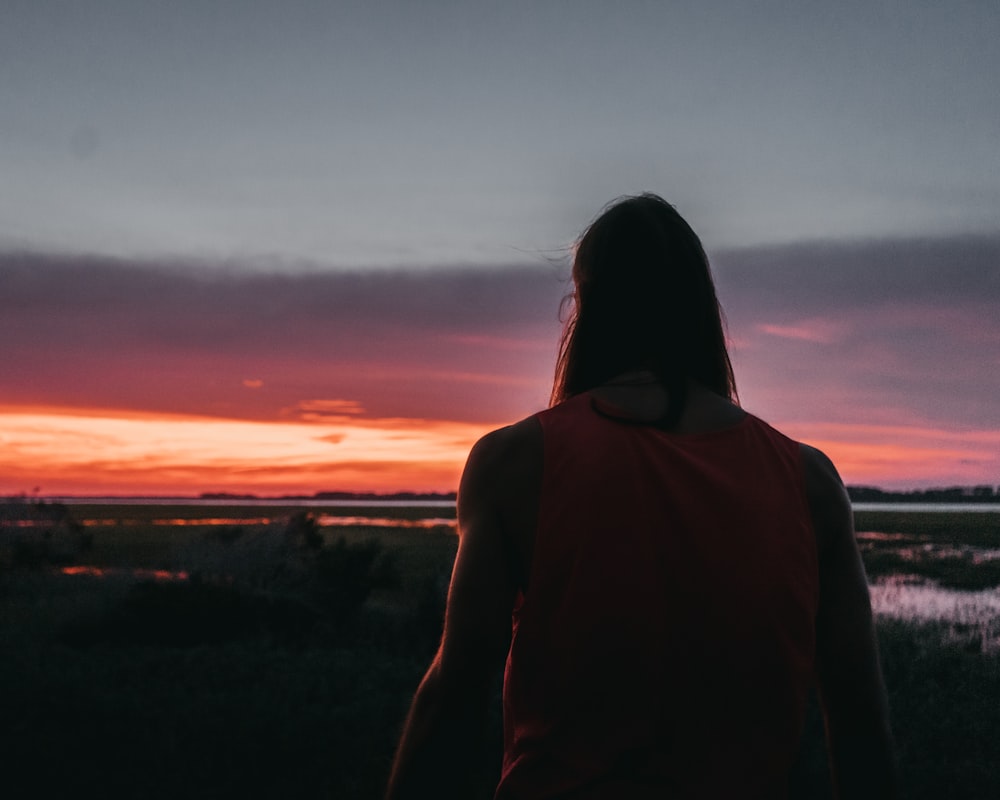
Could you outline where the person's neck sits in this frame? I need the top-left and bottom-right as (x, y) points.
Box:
(589, 373), (744, 433)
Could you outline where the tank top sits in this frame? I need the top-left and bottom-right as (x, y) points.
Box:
(495, 392), (819, 799)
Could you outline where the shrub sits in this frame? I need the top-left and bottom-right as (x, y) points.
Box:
(65, 513), (401, 647)
(0, 497), (92, 569)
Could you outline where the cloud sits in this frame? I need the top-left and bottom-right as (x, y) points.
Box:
(711, 233), (1000, 313)
(438, 333), (553, 352)
(709, 235), (1000, 432)
(2, 233), (999, 451)
(0, 252), (566, 424)
(0, 407), (485, 494)
(757, 318), (847, 344)
(777, 422), (1000, 489)
(291, 399), (367, 421)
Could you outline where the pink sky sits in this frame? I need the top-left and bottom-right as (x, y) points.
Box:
(2, 238), (999, 495)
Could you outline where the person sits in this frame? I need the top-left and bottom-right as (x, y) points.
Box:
(385, 194), (895, 799)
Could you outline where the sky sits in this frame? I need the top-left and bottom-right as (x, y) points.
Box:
(2, 1), (999, 495)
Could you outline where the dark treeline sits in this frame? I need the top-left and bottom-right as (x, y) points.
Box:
(847, 485), (1000, 503)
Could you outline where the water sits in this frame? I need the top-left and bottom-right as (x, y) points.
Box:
(39, 497), (458, 530)
(60, 565), (189, 582)
(34, 498), (1000, 650)
(70, 515), (457, 529)
(51, 497), (456, 508)
(853, 502), (1000, 513)
(856, 531), (1000, 564)
(870, 575), (1000, 652)
(49, 498), (999, 512)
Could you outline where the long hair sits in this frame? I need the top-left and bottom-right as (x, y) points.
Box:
(551, 194), (737, 423)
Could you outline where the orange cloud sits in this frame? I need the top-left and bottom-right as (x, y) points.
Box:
(5, 404), (997, 497)
(289, 398), (367, 421)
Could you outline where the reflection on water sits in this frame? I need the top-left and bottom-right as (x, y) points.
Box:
(903, 544), (1000, 564)
(79, 518), (273, 527)
(55, 497), (457, 508)
(60, 565), (189, 581)
(876, 542), (1000, 564)
(852, 502), (1000, 512)
(314, 515), (456, 529)
(857, 531), (1000, 565)
(75, 516), (457, 529)
(870, 575), (1000, 652)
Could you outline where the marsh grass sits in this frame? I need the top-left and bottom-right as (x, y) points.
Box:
(854, 510), (1000, 548)
(877, 618), (1000, 797)
(1, 507), (448, 798)
(863, 548), (1000, 591)
(72, 502), (455, 524)
(1, 502), (997, 798)
(855, 510), (1000, 590)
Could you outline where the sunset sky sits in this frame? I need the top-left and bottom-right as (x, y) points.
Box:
(2, 1), (999, 495)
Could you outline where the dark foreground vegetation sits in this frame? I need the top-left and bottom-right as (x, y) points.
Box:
(1, 500), (998, 798)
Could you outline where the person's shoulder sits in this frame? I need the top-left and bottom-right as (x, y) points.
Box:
(796, 442), (853, 556)
(798, 443), (848, 502)
(742, 408), (852, 544)
(741, 413), (844, 498)
(459, 415), (543, 519)
(467, 415), (542, 473)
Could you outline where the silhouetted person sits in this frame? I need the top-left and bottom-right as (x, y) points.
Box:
(386, 194), (895, 799)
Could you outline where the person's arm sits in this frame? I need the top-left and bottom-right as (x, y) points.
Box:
(385, 425), (525, 800)
(801, 444), (897, 799)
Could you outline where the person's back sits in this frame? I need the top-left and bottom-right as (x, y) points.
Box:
(497, 385), (818, 799)
(384, 195), (895, 800)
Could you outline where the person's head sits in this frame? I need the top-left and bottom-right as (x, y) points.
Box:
(551, 193), (736, 419)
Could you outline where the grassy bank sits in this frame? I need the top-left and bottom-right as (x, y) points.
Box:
(854, 509), (1000, 590)
(1, 503), (997, 798)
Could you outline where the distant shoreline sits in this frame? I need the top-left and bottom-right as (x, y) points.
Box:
(846, 486), (999, 504)
(6, 485), (998, 506)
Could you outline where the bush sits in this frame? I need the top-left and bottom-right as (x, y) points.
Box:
(0, 497), (92, 569)
(66, 579), (267, 646)
(312, 535), (401, 621)
(64, 513), (401, 647)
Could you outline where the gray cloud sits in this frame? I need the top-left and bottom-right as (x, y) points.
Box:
(708, 236), (1000, 431)
(2, 234), (999, 432)
(0, 252), (566, 422)
(711, 234), (1000, 316)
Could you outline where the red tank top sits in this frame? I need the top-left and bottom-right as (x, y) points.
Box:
(496, 392), (818, 799)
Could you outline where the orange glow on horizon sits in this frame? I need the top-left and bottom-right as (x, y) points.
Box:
(3, 406), (998, 496)
(780, 421), (1000, 488)
(0, 406), (491, 496)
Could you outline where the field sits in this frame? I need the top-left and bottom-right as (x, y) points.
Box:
(1, 501), (998, 798)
